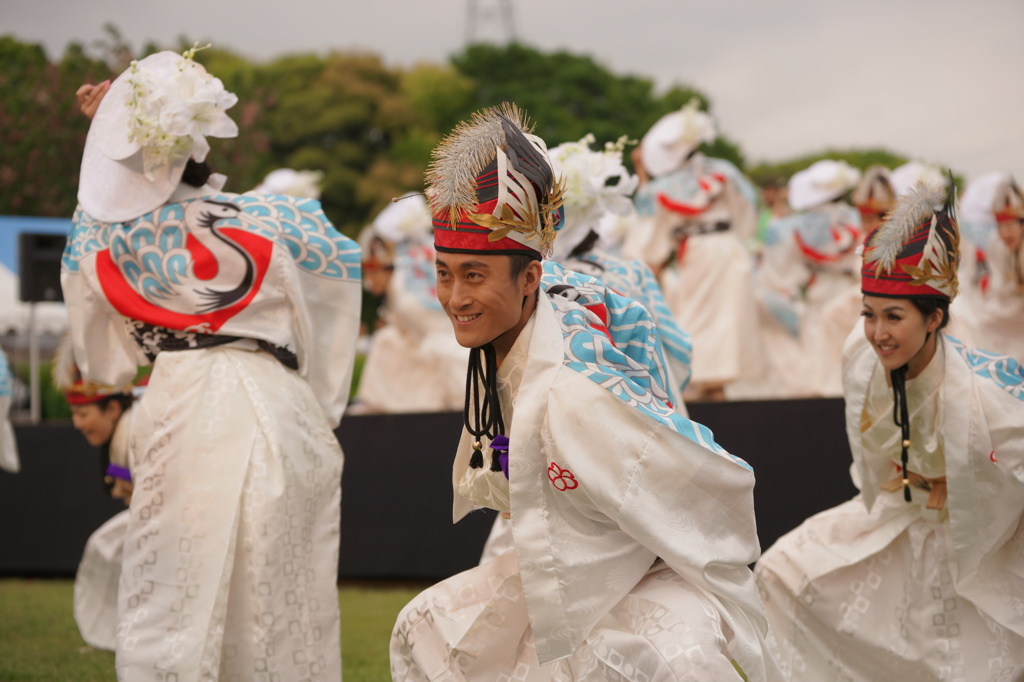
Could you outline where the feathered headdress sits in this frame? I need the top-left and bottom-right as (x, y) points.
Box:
(862, 172), (960, 301)
(426, 103), (565, 259)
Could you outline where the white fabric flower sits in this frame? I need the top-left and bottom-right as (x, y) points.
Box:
(549, 134), (639, 259)
(125, 50), (238, 180)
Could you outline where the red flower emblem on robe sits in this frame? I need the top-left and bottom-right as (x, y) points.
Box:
(548, 462), (578, 491)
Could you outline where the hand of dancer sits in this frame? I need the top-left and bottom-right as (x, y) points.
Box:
(75, 80), (111, 120)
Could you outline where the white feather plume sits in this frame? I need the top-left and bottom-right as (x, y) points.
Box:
(865, 181), (945, 273)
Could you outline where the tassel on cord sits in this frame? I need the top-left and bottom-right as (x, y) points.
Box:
(463, 344), (506, 471)
(890, 365), (912, 503)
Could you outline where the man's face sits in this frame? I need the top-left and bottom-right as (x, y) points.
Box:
(435, 252), (533, 350)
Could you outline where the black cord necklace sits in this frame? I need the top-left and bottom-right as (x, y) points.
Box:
(890, 363), (912, 503)
(464, 343), (506, 472)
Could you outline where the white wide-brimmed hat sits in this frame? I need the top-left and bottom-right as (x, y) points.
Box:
(640, 99), (716, 178)
(78, 49), (238, 223)
(373, 194), (433, 245)
(788, 160), (861, 211)
(252, 168), (324, 199)
(890, 161), (945, 198)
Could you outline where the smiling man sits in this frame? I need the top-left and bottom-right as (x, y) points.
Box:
(390, 104), (783, 681)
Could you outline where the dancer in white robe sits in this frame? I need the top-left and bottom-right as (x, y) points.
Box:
(390, 104), (783, 681)
(956, 172), (1024, 361)
(632, 100), (761, 400)
(812, 165), (898, 397)
(743, 160), (862, 398)
(755, 176), (1024, 681)
(62, 50), (361, 681)
(53, 337), (138, 651)
(354, 196), (466, 413)
(0, 348), (18, 474)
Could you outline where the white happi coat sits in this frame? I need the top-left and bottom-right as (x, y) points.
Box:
(755, 325), (1024, 680)
(62, 184), (361, 681)
(393, 292), (783, 681)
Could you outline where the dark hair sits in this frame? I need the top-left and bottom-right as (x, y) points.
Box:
(909, 297), (951, 331)
(507, 253), (538, 281)
(568, 230), (600, 259)
(181, 159), (214, 188)
(96, 393), (134, 413)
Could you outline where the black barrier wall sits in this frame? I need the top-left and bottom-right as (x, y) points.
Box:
(0, 400), (857, 581)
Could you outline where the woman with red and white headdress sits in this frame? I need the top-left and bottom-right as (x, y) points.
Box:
(754, 176), (1024, 680)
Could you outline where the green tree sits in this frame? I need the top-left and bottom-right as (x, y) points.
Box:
(447, 42), (745, 169)
(747, 148), (913, 187)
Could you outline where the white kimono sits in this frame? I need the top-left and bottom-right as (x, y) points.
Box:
(74, 405), (136, 651)
(0, 348), (18, 474)
(634, 154), (762, 388)
(62, 185), (361, 682)
(755, 325), (1024, 681)
(391, 292), (783, 681)
(738, 202), (863, 398)
(356, 242), (466, 412)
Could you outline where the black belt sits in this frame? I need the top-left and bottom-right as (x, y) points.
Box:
(674, 221), (730, 238)
(129, 321), (299, 370)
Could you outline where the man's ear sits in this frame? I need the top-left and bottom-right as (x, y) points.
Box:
(522, 259), (543, 297)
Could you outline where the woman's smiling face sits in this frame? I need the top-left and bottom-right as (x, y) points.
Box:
(861, 296), (943, 375)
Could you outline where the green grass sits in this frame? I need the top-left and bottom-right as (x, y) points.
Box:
(0, 579), (424, 681)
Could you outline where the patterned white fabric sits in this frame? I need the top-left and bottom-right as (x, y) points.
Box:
(392, 294), (783, 680)
(75, 509), (129, 651)
(62, 189), (360, 681)
(755, 326), (1024, 681)
(74, 405), (136, 651)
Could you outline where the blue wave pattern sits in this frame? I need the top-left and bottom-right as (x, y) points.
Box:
(946, 335), (1024, 401)
(0, 349), (10, 398)
(63, 194), (361, 285)
(566, 251), (693, 391)
(542, 263), (750, 470)
(542, 262), (671, 402)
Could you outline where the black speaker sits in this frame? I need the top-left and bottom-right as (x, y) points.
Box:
(18, 232), (66, 303)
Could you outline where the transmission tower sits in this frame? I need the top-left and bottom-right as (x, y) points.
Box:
(465, 0), (517, 45)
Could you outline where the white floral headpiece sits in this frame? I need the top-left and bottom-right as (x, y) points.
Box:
(549, 134), (639, 259)
(125, 44), (238, 180)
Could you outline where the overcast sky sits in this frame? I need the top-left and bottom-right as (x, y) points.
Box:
(5, 0), (1022, 184)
